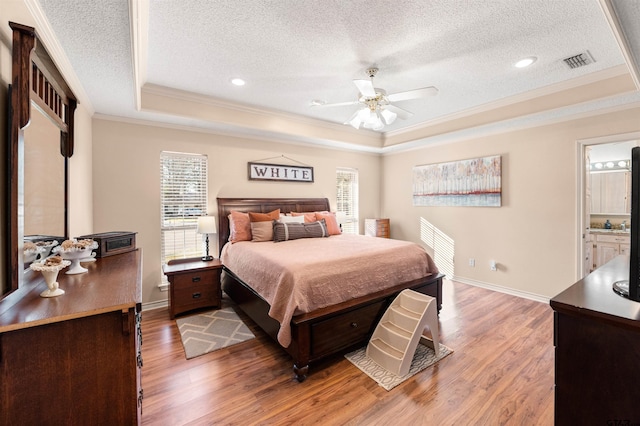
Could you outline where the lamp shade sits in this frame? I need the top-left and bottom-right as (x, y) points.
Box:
(196, 216), (217, 234)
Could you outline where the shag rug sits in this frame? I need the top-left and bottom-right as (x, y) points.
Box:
(345, 342), (453, 391)
(176, 307), (255, 359)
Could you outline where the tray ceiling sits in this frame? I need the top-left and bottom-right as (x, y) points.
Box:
(31, 0), (640, 152)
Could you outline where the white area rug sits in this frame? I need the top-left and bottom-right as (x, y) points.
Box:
(176, 307), (255, 359)
(345, 342), (453, 391)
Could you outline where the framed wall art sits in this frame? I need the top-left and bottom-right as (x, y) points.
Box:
(412, 155), (501, 207)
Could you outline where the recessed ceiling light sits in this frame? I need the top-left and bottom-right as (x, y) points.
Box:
(230, 78), (245, 86)
(515, 56), (537, 68)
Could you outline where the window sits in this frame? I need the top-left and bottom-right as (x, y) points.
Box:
(336, 168), (359, 234)
(160, 152), (208, 266)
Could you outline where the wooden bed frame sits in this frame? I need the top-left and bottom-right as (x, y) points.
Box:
(217, 197), (444, 382)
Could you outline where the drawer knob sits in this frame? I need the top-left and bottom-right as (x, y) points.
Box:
(192, 292), (202, 299)
(192, 276), (201, 282)
(350, 322), (358, 328)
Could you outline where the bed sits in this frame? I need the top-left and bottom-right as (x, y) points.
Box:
(217, 197), (444, 381)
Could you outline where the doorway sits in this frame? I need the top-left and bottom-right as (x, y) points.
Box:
(577, 132), (640, 279)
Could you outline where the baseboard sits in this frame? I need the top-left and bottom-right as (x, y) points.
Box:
(142, 299), (168, 312)
(451, 276), (550, 304)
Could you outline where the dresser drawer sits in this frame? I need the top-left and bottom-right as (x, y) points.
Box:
(310, 300), (386, 358)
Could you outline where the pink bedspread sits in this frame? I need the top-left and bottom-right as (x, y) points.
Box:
(221, 234), (438, 347)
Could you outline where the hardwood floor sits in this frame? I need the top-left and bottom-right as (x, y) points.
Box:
(140, 280), (555, 425)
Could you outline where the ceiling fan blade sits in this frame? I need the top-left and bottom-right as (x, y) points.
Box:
(353, 79), (376, 97)
(312, 100), (360, 108)
(384, 104), (413, 120)
(387, 86), (438, 102)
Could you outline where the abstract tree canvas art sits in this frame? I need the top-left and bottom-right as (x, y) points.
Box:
(413, 156), (501, 207)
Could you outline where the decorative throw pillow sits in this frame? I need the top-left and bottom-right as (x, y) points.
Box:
(278, 215), (305, 224)
(314, 211), (341, 235)
(291, 211), (326, 223)
(228, 211), (251, 243)
(248, 209), (280, 222)
(250, 220), (274, 242)
(273, 219), (329, 242)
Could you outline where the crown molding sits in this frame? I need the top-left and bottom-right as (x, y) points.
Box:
(384, 64), (631, 140)
(93, 112), (384, 154)
(24, 0), (94, 115)
(141, 83), (383, 148)
(382, 95), (640, 155)
(141, 83), (377, 133)
(129, 0), (149, 111)
(599, 0), (640, 90)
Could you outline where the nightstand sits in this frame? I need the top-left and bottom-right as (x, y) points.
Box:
(163, 258), (223, 319)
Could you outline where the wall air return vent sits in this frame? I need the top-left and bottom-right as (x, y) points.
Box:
(563, 51), (595, 69)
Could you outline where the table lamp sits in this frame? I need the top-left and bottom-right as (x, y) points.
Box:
(196, 215), (217, 261)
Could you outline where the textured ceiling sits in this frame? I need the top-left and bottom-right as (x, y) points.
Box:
(34, 0), (640, 151)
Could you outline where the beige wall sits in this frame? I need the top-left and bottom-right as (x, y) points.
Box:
(92, 119), (381, 303)
(382, 107), (640, 299)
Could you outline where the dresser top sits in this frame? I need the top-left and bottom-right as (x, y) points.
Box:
(0, 250), (142, 333)
(550, 255), (640, 327)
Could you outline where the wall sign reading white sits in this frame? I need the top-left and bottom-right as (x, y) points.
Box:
(248, 162), (314, 182)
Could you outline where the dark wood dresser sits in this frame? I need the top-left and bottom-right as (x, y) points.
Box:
(0, 250), (143, 425)
(550, 255), (640, 424)
(364, 218), (390, 238)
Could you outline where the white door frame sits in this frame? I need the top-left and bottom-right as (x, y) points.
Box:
(576, 131), (640, 279)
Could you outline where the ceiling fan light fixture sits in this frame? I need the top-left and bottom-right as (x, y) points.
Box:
(380, 108), (397, 125)
(361, 110), (384, 131)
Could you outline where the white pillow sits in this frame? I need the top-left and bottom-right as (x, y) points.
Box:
(278, 215), (305, 224)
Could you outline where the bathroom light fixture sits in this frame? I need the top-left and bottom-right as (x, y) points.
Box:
(515, 56), (537, 68)
(591, 159), (630, 172)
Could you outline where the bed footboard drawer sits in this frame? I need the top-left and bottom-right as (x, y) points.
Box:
(310, 300), (386, 358)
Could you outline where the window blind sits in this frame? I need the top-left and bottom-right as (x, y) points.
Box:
(160, 152), (208, 265)
(336, 167), (359, 234)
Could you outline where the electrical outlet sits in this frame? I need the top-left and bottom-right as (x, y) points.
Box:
(469, 258), (475, 267)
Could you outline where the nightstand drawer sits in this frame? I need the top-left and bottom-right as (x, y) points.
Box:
(172, 270), (218, 289)
(173, 282), (220, 312)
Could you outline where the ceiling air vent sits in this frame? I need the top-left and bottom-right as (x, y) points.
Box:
(563, 51), (595, 69)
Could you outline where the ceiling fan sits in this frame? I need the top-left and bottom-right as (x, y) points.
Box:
(312, 68), (438, 131)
